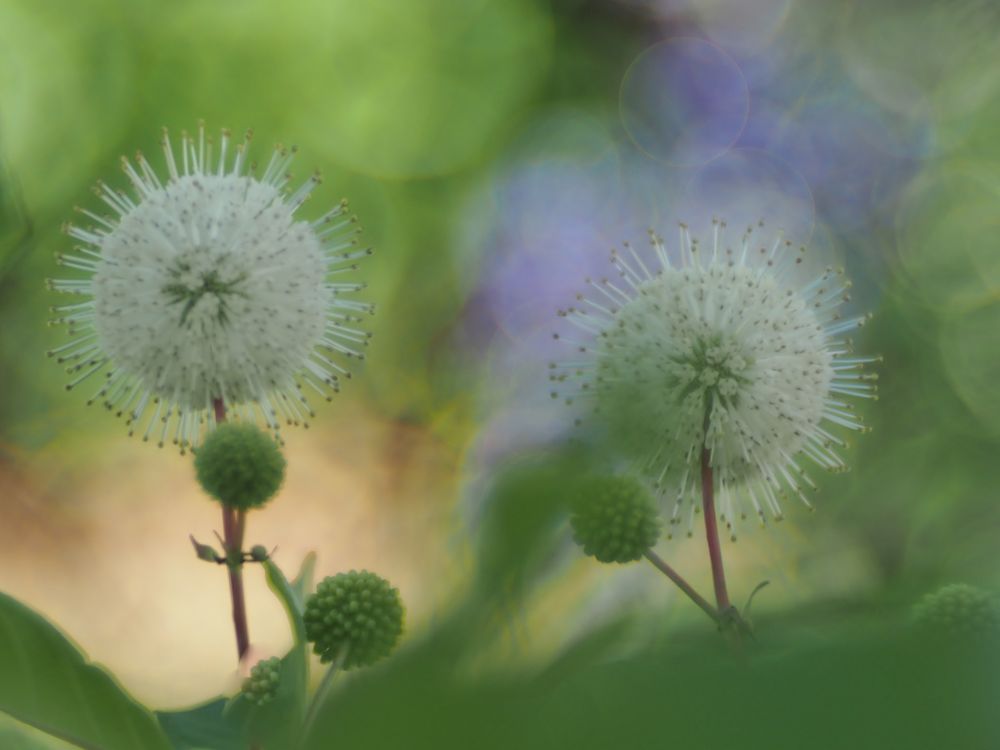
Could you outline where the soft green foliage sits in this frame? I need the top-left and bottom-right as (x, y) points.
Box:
(194, 423), (286, 510)
(242, 657), (282, 706)
(156, 699), (245, 750)
(305, 571), (405, 669)
(300, 614), (1000, 750)
(0, 715), (74, 749)
(570, 475), (661, 563)
(0, 592), (171, 750)
(913, 584), (1000, 639)
(476, 451), (592, 599)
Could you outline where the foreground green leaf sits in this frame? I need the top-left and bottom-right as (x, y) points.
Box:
(0, 591), (171, 750)
(156, 698), (245, 750)
(0, 714), (72, 749)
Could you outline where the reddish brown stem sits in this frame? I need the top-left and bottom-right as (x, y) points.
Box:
(222, 506), (251, 660)
(213, 397), (226, 424)
(700, 443), (731, 612)
(213, 397), (251, 662)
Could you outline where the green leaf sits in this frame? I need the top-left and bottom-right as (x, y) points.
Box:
(224, 559), (309, 749)
(263, 558), (308, 649)
(0, 714), (73, 749)
(0, 591), (171, 750)
(156, 699), (245, 750)
(290, 552), (317, 613)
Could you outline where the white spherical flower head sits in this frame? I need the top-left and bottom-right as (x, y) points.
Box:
(50, 125), (373, 451)
(550, 221), (877, 539)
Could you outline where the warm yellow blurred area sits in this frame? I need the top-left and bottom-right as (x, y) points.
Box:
(0, 405), (464, 707)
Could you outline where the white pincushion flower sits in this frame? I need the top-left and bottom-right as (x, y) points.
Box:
(49, 125), (372, 450)
(550, 221), (877, 539)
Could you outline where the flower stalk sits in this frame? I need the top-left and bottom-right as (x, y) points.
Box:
(700, 442), (731, 613)
(302, 648), (347, 740)
(214, 397), (252, 661)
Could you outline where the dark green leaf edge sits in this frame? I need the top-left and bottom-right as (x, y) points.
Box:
(0, 591), (172, 750)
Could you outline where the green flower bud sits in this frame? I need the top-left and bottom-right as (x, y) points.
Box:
(241, 657), (281, 706)
(189, 535), (223, 564)
(570, 475), (661, 563)
(249, 545), (270, 562)
(194, 423), (286, 510)
(304, 570), (404, 669)
(913, 584), (1000, 639)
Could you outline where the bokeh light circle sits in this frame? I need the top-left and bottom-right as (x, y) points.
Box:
(940, 300), (1000, 438)
(295, 0), (554, 179)
(688, 0), (793, 54)
(460, 108), (686, 469)
(762, 83), (921, 230)
(467, 108), (682, 353)
(676, 147), (815, 244)
(894, 167), (1000, 313)
(143, 0), (552, 180)
(0, 0), (131, 211)
(620, 38), (749, 167)
(839, 1), (1000, 151)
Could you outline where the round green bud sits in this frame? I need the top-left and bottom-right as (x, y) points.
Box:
(241, 656), (281, 706)
(913, 583), (1000, 639)
(304, 570), (404, 669)
(249, 545), (270, 562)
(194, 423), (285, 510)
(570, 475), (661, 563)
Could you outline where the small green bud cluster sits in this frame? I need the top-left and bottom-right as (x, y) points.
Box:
(194, 423), (286, 510)
(570, 475), (661, 563)
(913, 584), (999, 639)
(304, 570), (404, 669)
(241, 657), (282, 706)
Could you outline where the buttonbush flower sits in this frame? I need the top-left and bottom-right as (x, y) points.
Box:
(550, 221), (877, 539)
(570, 475), (661, 563)
(241, 656), (282, 706)
(304, 570), (405, 669)
(913, 584), (1000, 639)
(49, 124), (373, 451)
(194, 422), (285, 510)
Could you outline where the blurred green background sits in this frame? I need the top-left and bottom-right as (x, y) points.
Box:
(2, 0), (1000, 747)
